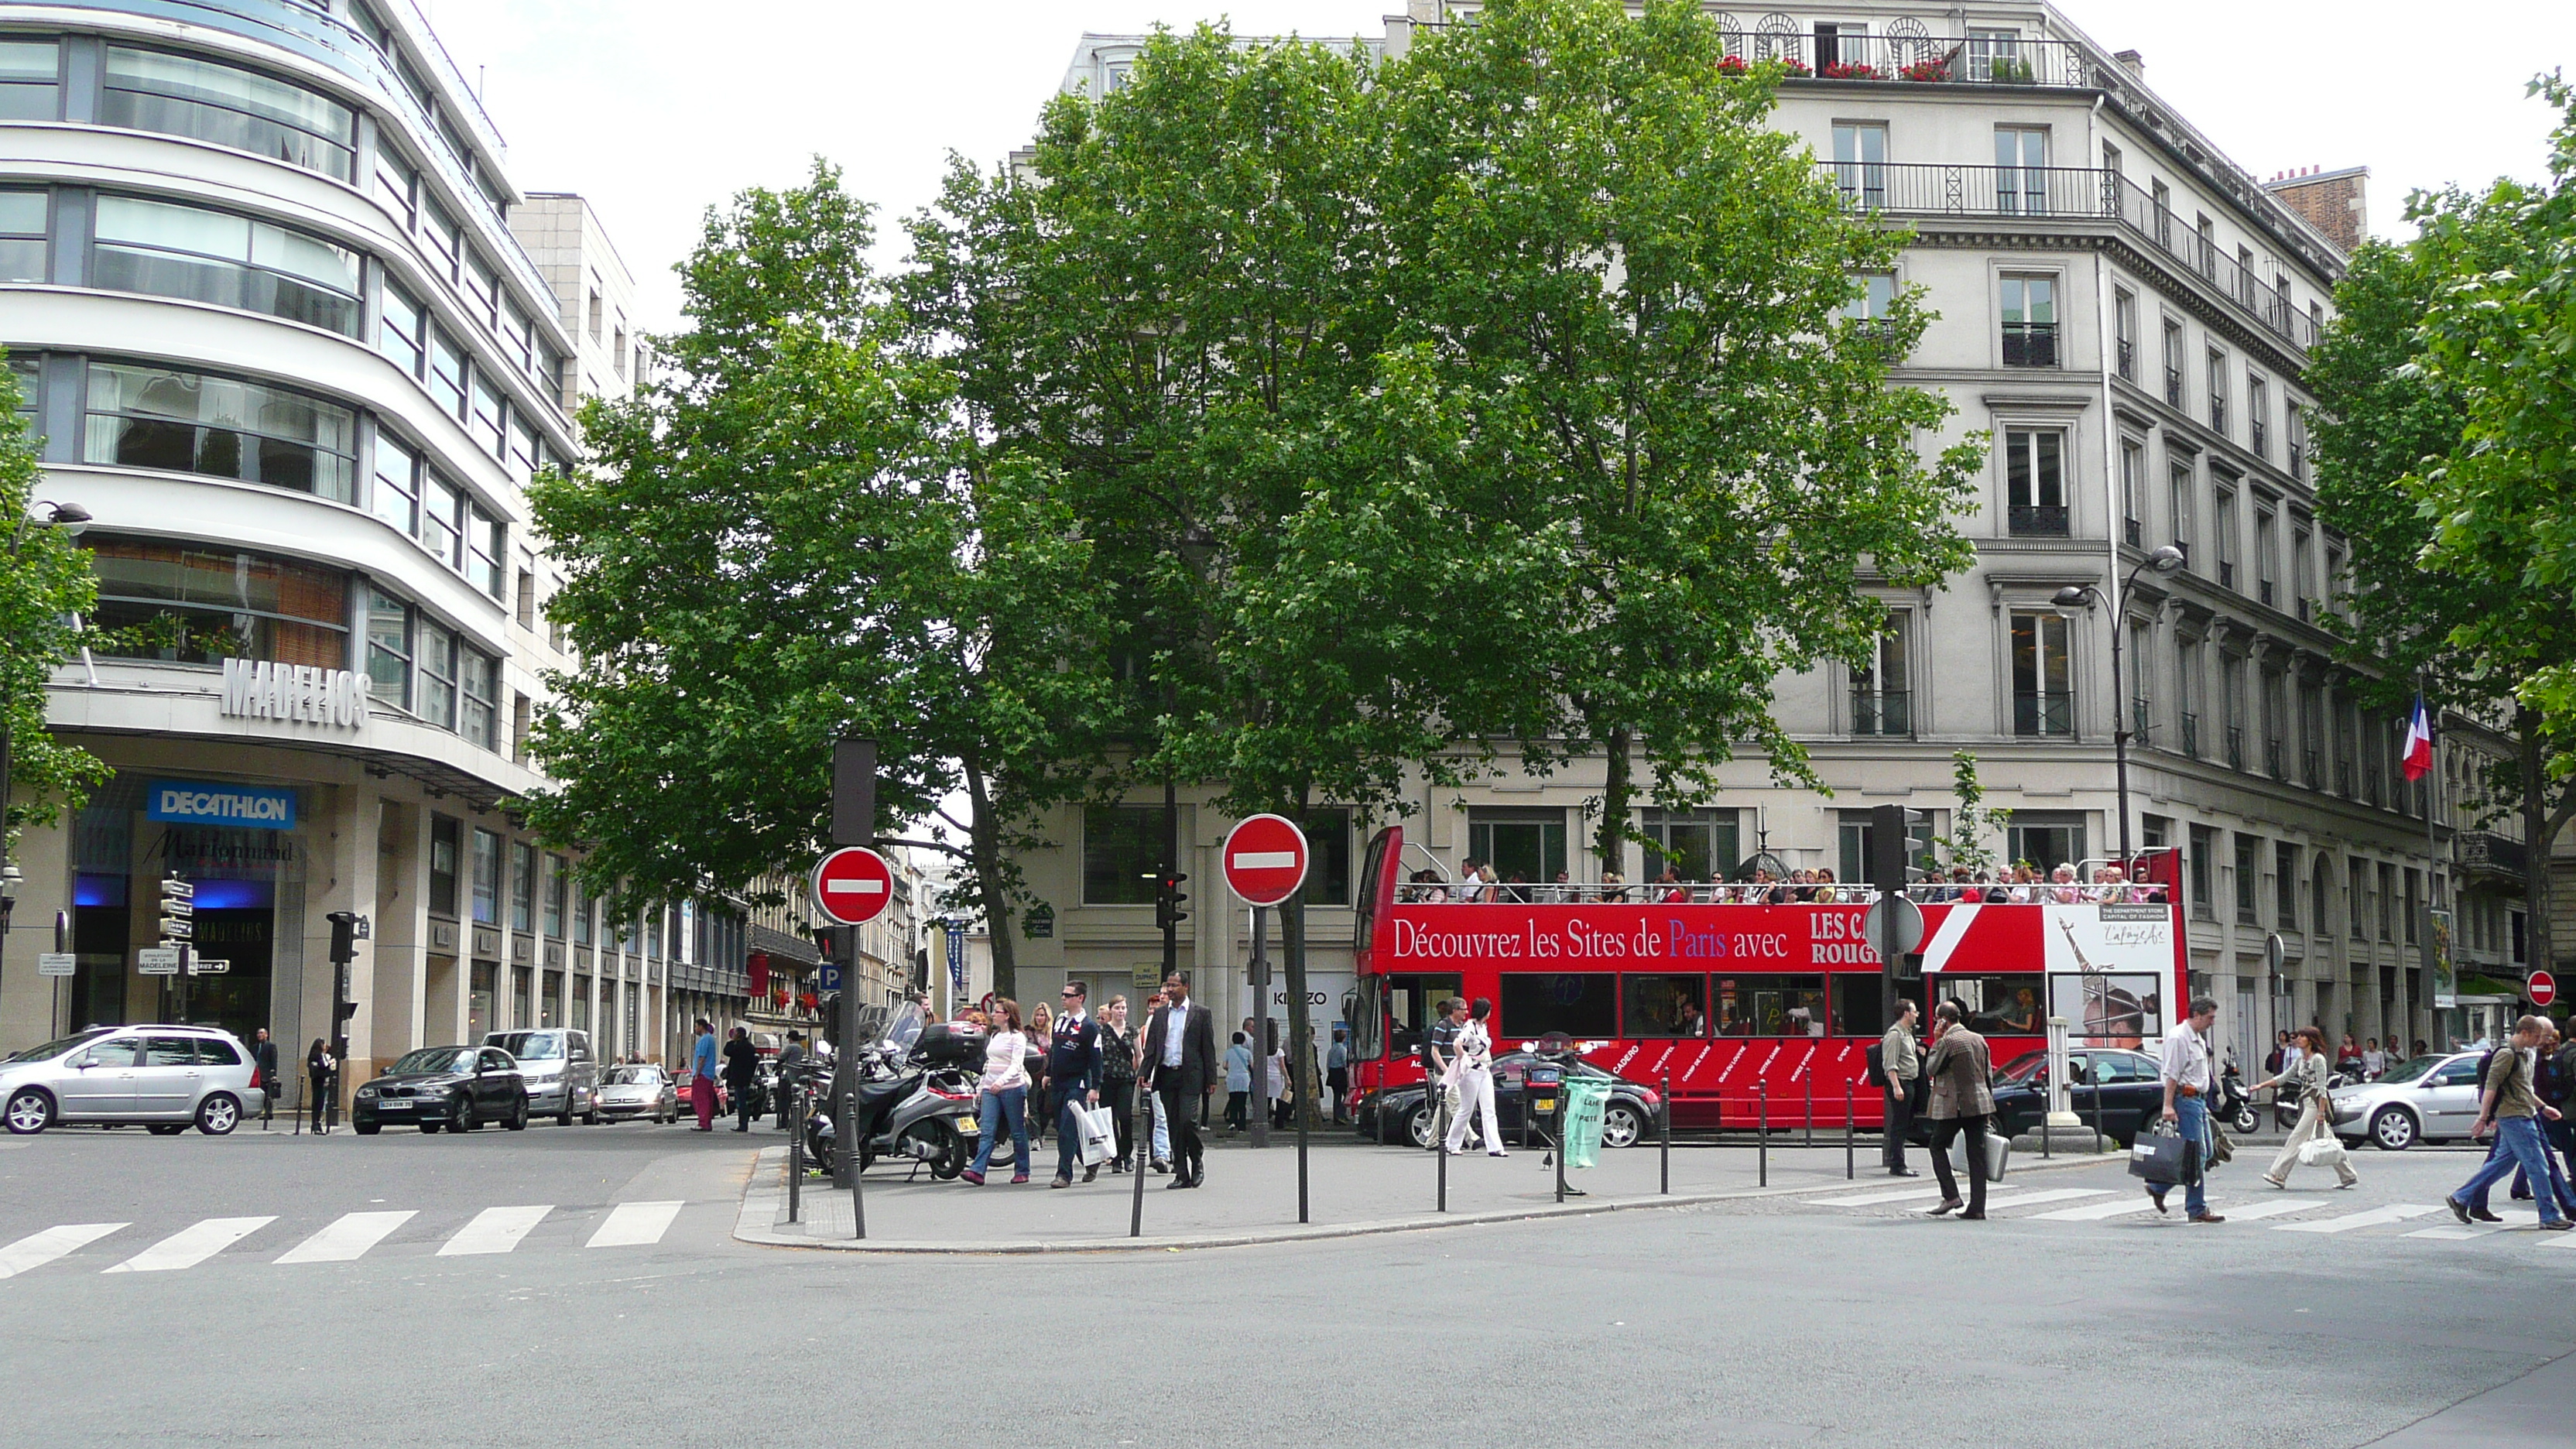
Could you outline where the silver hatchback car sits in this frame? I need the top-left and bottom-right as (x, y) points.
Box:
(2, 1024), (265, 1136)
(2329, 1051), (2485, 1152)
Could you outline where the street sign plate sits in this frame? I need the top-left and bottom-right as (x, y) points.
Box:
(192, 958), (231, 975)
(36, 952), (75, 978)
(136, 947), (183, 975)
(1222, 814), (1309, 906)
(1863, 894), (1925, 963)
(811, 846), (895, 926)
(2531, 970), (2557, 1007)
(817, 963), (842, 993)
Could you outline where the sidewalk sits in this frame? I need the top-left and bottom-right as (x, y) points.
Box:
(732, 1131), (2113, 1254)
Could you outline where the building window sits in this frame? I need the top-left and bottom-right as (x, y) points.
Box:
(372, 135), (418, 228)
(101, 46), (355, 181)
(2205, 351), (2229, 434)
(2311, 855), (2334, 937)
(1831, 123), (1886, 209)
(2128, 620), (2153, 744)
(510, 841), (536, 933)
(2112, 288), (2136, 380)
(2234, 833), (2260, 925)
(0, 187), (49, 282)
(429, 814), (460, 917)
(543, 855), (567, 938)
(2004, 429), (2067, 536)
(2194, 214), (2217, 278)
(1468, 808), (1571, 887)
(468, 373), (506, 459)
(420, 471), (462, 568)
(2150, 180), (2174, 248)
(612, 327), (629, 379)
(2168, 461), (2195, 564)
(365, 586), (410, 708)
(2221, 655), (2245, 770)
(86, 538), (348, 668)
(1302, 808), (1355, 906)
(587, 289), (603, 341)
(2247, 373), (2269, 458)
(0, 37), (62, 121)
(91, 194), (361, 337)
(468, 505), (504, 598)
(2120, 440), (2144, 546)
(2292, 525), (2314, 622)
(416, 621), (456, 728)
(1849, 610), (1910, 735)
(2213, 485), (2238, 591)
(571, 878), (593, 947)
(379, 281), (427, 379)
(2275, 841), (2300, 930)
(2403, 867), (2420, 945)
(1843, 271), (1894, 322)
(471, 827), (501, 927)
(2288, 406), (2310, 482)
(508, 414), (539, 486)
(1081, 805), (1164, 905)
(2007, 812), (2085, 875)
(2161, 318), (2184, 408)
(2189, 825), (2217, 920)
(458, 646), (495, 749)
(2177, 638), (2203, 758)
(2377, 862), (2396, 941)
(462, 250), (500, 328)
(427, 327), (468, 420)
(2348, 857), (2368, 937)
(1994, 126), (2048, 214)
(1839, 810), (1935, 885)
(421, 197), (461, 279)
(84, 360), (356, 503)
(2010, 610), (2072, 736)
(2000, 274), (2057, 366)
(2262, 669), (2287, 776)
(1646, 809), (1742, 883)
(2255, 505), (2278, 608)
(372, 431), (419, 534)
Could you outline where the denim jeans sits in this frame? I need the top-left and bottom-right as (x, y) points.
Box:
(2453, 1116), (2568, 1225)
(970, 1085), (1028, 1177)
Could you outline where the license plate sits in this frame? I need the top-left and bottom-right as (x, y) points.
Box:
(957, 1116), (980, 1133)
(1533, 1098), (1556, 1113)
(376, 1101), (412, 1112)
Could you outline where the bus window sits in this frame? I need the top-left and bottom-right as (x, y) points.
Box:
(1713, 974), (1828, 1036)
(1934, 975), (2047, 1036)
(1622, 974), (1707, 1037)
(1386, 973), (1461, 1060)
(1498, 972), (1618, 1041)
(1829, 975), (1887, 1038)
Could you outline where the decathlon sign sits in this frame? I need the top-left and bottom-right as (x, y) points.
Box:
(220, 658), (372, 729)
(147, 780), (297, 830)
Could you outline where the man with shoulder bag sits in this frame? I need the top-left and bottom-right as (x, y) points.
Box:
(1879, 1002), (1922, 1177)
(2147, 997), (2225, 1223)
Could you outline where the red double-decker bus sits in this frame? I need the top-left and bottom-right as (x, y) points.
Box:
(1345, 826), (2187, 1135)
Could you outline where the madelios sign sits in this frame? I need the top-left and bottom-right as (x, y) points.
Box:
(147, 779), (298, 830)
(220, 658), (372, 729)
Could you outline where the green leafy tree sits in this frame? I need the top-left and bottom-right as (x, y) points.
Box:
(1374, 0), (1983, 873)
(2, 362), (111, 858)
(1941, 752), (2012, 878)
(521, 165), (1115, 995)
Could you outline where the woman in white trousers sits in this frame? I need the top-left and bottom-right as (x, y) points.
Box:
(1444, 998), (1506, 1156)
(2259, 1025), (2358, 1190)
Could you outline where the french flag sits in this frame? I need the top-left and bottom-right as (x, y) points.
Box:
(2400, 695), (2434, 782)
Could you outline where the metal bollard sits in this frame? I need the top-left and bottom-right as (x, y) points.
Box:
(1437, 1122), (1448, 1214)
(1804, 1060), (1814, 1149)
(1845, 1078), (1855, 1180)
(1129, 1087), (1149, 1238)
(2091, 1074), (2105, 1155)
(1758, 1081), (1769, 1188)
(847, 1087), (865, 1242)
(787, 1085), (803, 1225)
(1660, 1072), (1671, 1196)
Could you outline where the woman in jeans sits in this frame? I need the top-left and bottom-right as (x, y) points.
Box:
(963, 999), (1029, 1186)
(1097, 995), (1137, 1172)
(2258, 1025), (2358, 1190)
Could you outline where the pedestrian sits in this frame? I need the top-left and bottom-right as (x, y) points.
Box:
(1442, 998), (1506, 1156)
(1046, 981), (1104, 1187)
(2147, 996), (2227, 1223)
(1098, 995), (1137, 1172)
(2257, 1026), (2358, 1190)
(1327, 1024), (1351, 1125)
(689, 1018), (719, 1132)
(2445, 1015), (2573, 1231)
(962, 999), (1029, 1186)
(1222, 1031), (1253, 1131)
(775, 1030), (807, 1130)
(304, 1036), (334, 1134)
(2336, 1033), (2364, 1077)
(1024, 1002), (1053, 1147)
(2362, 1037), (2386, 1079)
(1267, 1036), (1292, 1129)
(1423, 999), (1464, 1150)
(2264, 1029), (2288, 1077)
(1140, 972), (1218, 1189)
(1879, 1000), (1922, 1177)
(1139, 989), (1173, 1172)
(721, 1026), (759, 1132)
(1920, 1002), (1993, 1220)
(252, 1027), (280, 1127)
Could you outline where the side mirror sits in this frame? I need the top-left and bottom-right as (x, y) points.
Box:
(71, 1057), (94, 1070)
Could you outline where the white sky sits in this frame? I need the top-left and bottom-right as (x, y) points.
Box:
(420, 1), (2576, 334)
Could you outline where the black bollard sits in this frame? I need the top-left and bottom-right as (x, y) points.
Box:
(1758, 1081), (1769, 1188)
(1845, 1078), (1855, 1180)
(1660, 1072), (1671, 1195)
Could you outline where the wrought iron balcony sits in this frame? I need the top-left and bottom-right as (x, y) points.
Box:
(2164, 366), (2185, 408)
(2226, 725), (2245, 772)
(2252, 419), (2269, 458)
(2457, 831), (2528, 882)
(2009, 504), (2070, 537)
(2016, 689), (2074, 737)
(2180, 711), (2200, 757)
(2131, 698), (2152, 743)
(2116, 337), (2134, 380)
(1850, 688), (1913, 737)
(2266, 736), (2284, 777)
(2002, 321), (2059, 367)
(2304, 748), (2320, 786)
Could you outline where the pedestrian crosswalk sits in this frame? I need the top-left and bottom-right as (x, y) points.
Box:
(1793, 1179), (2576, 1246)
(0, 1199), (697, 1282)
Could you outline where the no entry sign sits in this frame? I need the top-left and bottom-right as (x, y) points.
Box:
(1223, 814), (1309, 907)
(2530, 970), (2558, 1008)
(812, 846), (895, 926)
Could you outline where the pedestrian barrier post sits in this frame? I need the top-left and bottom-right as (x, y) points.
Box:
(1129, 1084), (1149, 1238)
(786, 1081), (803, 1225)
(1804, 1057), (1814, 1149)
(1845, 1078), (1855, 1180)
(1437, 1122), (1448, 1213)
(2091, 1073), (2105, 1155)
(848, 1086), (866, 1241)
(1758, 1081), (1769, 1188)
(1660, 1071), (1671, 1195)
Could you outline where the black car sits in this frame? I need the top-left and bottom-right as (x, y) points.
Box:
(1356, 1052), (1663, 1151)
(354, 1046), (530, 1135)
(1986, 1047), (2168, 1147)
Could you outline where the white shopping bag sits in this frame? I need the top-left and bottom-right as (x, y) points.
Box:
(2297, 1136), (2348, 1170)
(1076, 1103), (1117, 1166)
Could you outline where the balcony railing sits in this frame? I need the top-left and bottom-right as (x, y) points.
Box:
(2218, 560), (2235, 590)
(2251, 419), (2269, 457)
(2266, 736), (2284, 777)
(2002, 321), (2059, 367)
(2115, 337), (2135, 380)
(2209, 396), (2229, 433)
(1850, 688), (1913, 736)
(2226, 725), (2245, 772)
(2259, 579), (2275, 607)
(2456, 831), (2529, 881)
(2009, 503), (2071, 536)
(1818, 164), (2324, 355)
(2016, 689), (2074, 737)
(2180, 711), (2201, 757)
(2163, 366), (2184, 408)
(2304, 747), (2320, 786)
(2338, 758), (2356, 796)
(2125, 516), (2143, 547)
(2131, 698), (2151, 743)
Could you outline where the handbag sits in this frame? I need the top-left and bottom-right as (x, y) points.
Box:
(1074, 1102), (1116, 1166)
(2297, 1136), (2348, 1170)
(2127, 1122), (2197, 1187)
(1947, 1127), (2010, 1182)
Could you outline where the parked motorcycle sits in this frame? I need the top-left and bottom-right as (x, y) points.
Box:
(2216, 1061), (2260, 1136)
(805, 1026), (982, 1180)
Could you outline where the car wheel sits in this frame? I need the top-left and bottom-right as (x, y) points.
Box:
(1600, 1102), (1646, 1149)
(355, 1122), (382, 1136)
(507, 1094), (529, 1131)
(148, 1123), (187, 1136)
(2369, 1105), (2417, 1152)
(4, 1088), (53, 1135)
(582, 1102), (600, 1126)
(1406, 1101), (1437, 1149)
(195, 1094), (241, 1136)
(556, 1100), (574, 1127)
(451, 1095), (478, 1133)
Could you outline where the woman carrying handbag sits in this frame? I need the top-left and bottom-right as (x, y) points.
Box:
(2257, 1026), (2358, 1190)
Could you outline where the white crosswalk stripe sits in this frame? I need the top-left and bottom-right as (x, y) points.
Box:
(585, 1201), (682, 1249)
(0, 1224), (125, 1279)
(2406, 1224), (2509, 1241)
(1975, 1189), (2112, 1212)
(2272, 1203), (2442, 1234)
(436, 1205), (553, 1257)
(2201, 1197), (2329, 1222)
(276, 1211), (416, 1265)
(1804, 1186), (1948, 1207)
(104, 1217), (275, 1273)
(2029, 1197), (2173, 1222)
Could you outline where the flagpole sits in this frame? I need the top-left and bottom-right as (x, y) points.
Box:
(2418, 674), (2441, 1043)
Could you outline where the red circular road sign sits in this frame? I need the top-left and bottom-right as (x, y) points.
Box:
(2530, 970), (2558, 1007)
(1222, 814), (1309, 907)
(811, 846), (895, 926)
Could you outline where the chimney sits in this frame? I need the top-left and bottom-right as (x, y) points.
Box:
(2262, 166), (2370, 254)
(2113, 49), (2144, 80)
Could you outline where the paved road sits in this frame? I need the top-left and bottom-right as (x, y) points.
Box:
(0, 1121), (2567, 1446)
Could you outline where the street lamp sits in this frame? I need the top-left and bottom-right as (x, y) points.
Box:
(3, 498), (92, 971)
(2054, 544), (2187, 869)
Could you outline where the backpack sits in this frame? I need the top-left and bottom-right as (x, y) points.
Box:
(1864, 1040), (1890, 1089)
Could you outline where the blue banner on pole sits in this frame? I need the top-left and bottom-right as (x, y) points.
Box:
(945, 923), (967, 992)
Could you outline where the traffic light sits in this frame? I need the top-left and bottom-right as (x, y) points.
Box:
(1156, 872), (1190, 930)
(325, 912), (368, 1041)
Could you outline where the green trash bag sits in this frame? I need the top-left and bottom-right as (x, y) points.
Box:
(1563, 1078), (1612, 1170)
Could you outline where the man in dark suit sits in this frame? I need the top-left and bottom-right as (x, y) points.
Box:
(1141, 971), (1218, 1188)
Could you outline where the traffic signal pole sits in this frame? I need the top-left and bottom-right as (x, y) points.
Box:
(830, 738), (874, 1196)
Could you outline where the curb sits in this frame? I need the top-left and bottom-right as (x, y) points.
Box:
(730, 1144), (2119, 1255)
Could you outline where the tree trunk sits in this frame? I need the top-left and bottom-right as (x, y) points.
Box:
(2521, 704), (2554, 978)
(1597, 724), (1632, 880)
(963, 755), (1016, 999)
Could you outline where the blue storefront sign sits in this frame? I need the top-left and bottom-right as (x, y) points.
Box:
(146, 779), (297, 830)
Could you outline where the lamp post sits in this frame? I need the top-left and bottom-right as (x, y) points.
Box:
(3, 501), (93, 969)
(2054, 544), (2186, 868)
